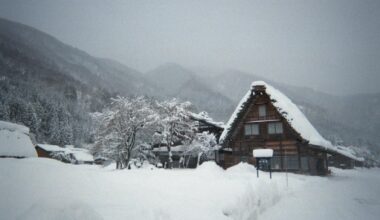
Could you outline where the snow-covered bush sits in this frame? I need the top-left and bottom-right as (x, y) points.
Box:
(184, 132), (220, 167)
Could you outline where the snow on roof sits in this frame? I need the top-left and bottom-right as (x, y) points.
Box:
(253, 149), (274, 158)
(219, 88), (252, 144)
(334, 145), (365, 162)
(190, 112), (225, 129)
(0, 120), (29, 134)
(37, 144), (94, 162)
(152, 145), (187, 152)
(220, 81), (363, 162)
(65, 145), (94, 162)
(37, 144), (65, 152)
(0, 121), (37, 157)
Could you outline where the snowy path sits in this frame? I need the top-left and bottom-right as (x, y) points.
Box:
(260, 168), (380, 220)
(0, 158), (379, 220)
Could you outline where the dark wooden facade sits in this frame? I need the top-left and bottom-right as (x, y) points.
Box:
(328, 154), (355, 169)
(219, 85), (329, 175)
(35, 146), (51, 158)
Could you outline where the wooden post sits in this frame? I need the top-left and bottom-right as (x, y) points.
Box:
(280, 140), (284, 170)
(269, 158), (272, 179)
(297, 143), (301, 170)
(285, 150), (288, 188)
(256, 159), (259, 178)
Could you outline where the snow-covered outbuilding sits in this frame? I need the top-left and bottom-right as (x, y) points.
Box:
(218, 81), (363, 175)
(0, 121), (37, 158)
(328, 145), (365, 169)
(35, 144), (94, 164)
(190, 111), (225, 140)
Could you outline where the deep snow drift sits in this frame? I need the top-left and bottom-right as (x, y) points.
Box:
(0, 159), (379, 220)
(0, 121), (37, 157)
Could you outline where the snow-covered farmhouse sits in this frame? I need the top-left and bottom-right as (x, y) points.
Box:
(35, 144), (94, 164)
(0, 121), (37, 158)
(217, 81), (362, 175)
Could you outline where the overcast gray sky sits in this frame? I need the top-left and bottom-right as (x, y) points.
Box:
(0, 0), (379, 95)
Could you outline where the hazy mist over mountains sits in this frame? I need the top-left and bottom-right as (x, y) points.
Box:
(1, 0), (380, 95)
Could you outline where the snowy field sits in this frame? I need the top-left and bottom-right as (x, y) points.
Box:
(0, 158), (379, 220)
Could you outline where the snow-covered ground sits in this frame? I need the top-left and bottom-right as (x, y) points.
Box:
(261, 167), (380, 220)
(0, 159), (379, 220)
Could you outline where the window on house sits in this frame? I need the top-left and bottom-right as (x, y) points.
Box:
(258, 105), (267, 118)
(301, 156), (309, 171)
(270, 156), (281, 169)
(244, 123), (259, 136)
(284, 155), (299, 170)
(268, 122), (283, 134)
(240, 156), (249, 162)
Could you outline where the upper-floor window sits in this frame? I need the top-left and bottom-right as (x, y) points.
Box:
(244, 123), (259, 136)
(258, 105), (267, 118)
(268, 122), (283, 134)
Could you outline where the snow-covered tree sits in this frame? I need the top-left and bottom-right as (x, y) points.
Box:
(154, 99), (197, 168)
(184, 132), (219, 167)
(94, 96), (158, 169)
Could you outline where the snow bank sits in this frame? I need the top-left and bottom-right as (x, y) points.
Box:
(224, 162), (287, 219)
(226, 162), (257, 174)
(1, 158), (378, 220)
(0, 158), (286, 220)
(196, 161), (224, 173)
(0, 120), (29, 134)
(261, 168), (380, 220)
(0, 121), (36, 157)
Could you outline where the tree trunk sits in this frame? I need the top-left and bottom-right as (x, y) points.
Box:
(186, 155), (191, 168)
(197, 152), (203, 168)
(167, 146), (173, 169)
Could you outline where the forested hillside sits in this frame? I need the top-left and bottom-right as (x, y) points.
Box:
(0, 18), (113, 145)
(0, 18), (232, 145)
